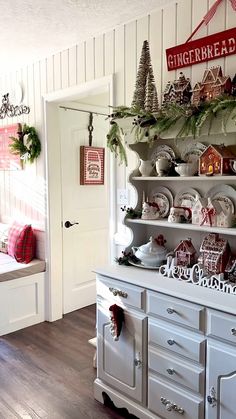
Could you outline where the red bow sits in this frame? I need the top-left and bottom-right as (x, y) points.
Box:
(200, 207), (216, 227)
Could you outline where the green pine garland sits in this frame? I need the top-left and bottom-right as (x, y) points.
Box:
(9, 124), (41, 164)
(108, 96), (236, 165)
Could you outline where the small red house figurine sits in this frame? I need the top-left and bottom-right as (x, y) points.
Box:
(199, 144), (236, 176)
(174, 238), (196, 267)
(198, 233), (231, 275)
(192, 66), (231, 106)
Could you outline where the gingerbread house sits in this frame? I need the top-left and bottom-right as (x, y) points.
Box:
(192, 66), (232, 106)
(198, 233), (230, 275)
(199, 144), (236, 176)
(174, 238), (196, 267)
(162, 72), (192, 107)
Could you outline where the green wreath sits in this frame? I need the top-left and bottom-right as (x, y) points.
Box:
(9, 123), (41, 164)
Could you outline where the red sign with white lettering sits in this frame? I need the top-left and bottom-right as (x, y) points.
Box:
(166, 27), (236, 71)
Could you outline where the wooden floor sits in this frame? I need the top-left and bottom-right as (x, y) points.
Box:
(0, 305), (132, 419)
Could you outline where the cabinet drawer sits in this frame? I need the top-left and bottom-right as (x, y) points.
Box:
(148, 376), (204, 419)
(149, 348), (205, 394)
(147, 291), (204, 331)
(207, 309), (236, 345)
(97, 275), (145, 310)
(149, 319), (205, 363)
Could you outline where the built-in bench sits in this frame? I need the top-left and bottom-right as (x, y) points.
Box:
(0, 228), (46, 336)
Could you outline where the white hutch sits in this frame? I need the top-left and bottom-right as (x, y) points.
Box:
(94, 120), (236, 419)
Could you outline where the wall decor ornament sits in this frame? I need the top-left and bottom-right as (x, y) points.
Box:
(9, 123), (41, 164)
(0, 93), (30, 119)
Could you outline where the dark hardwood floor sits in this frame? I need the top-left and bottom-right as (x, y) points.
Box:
(0, 305), (129, 419)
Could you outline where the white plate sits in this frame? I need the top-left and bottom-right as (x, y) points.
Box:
(151, 192), (170, 217)
(129, 259), (160, 270)
(150, 186), (174, 217)
(206, 184), (236, 214)
(182, 142), (207, 163)
(174, 188), (201, 208)
(150, 144), (176, 163)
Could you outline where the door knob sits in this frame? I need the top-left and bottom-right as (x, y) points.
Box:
(64, 221), (79, 228)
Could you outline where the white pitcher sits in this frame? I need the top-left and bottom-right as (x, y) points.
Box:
(139, 159), (153, 176)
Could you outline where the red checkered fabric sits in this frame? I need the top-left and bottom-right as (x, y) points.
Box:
(8, 223), (35, 263)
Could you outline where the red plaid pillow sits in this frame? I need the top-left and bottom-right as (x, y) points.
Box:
(8, 223), (35, 263)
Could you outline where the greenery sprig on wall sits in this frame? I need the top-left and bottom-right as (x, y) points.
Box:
(9, 123), (41, 164)
(107, 95), (236, 165)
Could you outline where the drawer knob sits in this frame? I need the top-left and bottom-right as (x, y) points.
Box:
(160, 397), (184, 414)
(134, 352), (142, 368)
(207, 386), (217, 408)
(166, 307), (175, 314)
(109, 287), (128, 298)
(166, 368), (175, 375)
(231, 327), (236, 336)
(167, 339), (175, 346)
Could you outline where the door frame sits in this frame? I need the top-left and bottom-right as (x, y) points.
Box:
(43, 75), (115, 321)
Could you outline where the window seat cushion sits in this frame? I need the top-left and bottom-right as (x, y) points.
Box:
(0, 252), (45, 283)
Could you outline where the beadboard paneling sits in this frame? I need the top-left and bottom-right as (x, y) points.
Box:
(0, 0), (235, 237)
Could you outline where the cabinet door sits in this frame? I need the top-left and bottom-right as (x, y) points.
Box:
(206, 340), (236, 419)
(97, 301), (147, 404)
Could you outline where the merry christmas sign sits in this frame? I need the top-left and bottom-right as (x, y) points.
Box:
(80, 146), (105, 185)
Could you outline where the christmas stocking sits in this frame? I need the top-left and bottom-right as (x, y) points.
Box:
(109, 304), (124, 341)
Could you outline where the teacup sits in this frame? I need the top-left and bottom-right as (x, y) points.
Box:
(155, 158), (171, 176)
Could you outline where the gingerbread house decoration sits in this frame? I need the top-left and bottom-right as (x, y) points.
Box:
(174, 238), (196, 267)
(199, 144), (236, 176)
(192, 197), (233, 228)
(192, 198), (208, 225)
(162, 72), (192, 107)
(198, 233), (230, 275)
(192, 66), (232, 106)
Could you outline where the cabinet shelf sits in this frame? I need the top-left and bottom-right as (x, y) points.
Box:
(126, 218), (236, 236)
(132, 176), (236, 181)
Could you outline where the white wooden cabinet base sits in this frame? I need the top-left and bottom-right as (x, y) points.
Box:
(95, 267), (236, 419)
(0, 273), (45, 336)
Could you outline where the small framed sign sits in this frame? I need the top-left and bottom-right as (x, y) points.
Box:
(80, 146), (105, 185)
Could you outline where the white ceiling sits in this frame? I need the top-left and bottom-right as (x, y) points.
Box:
(0, 0), (175, 76)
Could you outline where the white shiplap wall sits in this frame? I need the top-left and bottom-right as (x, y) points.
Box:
(0, 0), (235, 236)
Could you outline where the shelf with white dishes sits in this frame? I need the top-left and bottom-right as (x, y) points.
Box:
(132, 175), (236, 181)
(126, 218), (236, 236)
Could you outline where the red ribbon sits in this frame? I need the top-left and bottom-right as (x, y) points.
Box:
(200, 207), (216, 226)
(186, 0), (236, 43)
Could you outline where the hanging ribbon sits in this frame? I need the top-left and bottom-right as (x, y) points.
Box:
(109, 304), (124, 341)
(186, 0), (236, 43)
(200, 207), (216, 227)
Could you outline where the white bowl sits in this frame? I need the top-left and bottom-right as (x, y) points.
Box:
(175, 163), (197, 177)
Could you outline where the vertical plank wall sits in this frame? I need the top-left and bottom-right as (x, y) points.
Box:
(0, 0), (235, 247)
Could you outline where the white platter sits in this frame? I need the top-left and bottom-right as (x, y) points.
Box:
(206, 184), (236, 214)
(182, 142), (207, 163)
(129, 260), (160, 270)
(150, 186), (174, 217)
(150, 144), (176, 163)
(174, 188), (201, 208)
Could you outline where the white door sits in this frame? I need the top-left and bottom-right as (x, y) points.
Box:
(59, 107), (110, 314)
